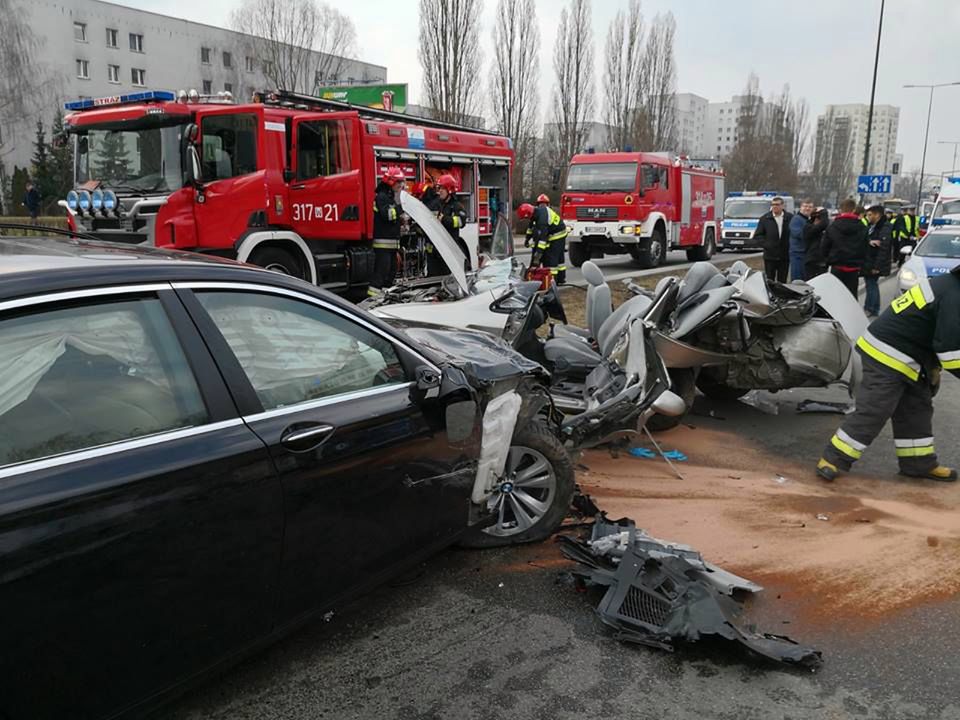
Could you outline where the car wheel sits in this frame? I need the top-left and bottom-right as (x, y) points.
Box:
(696, 367), (749, 401)
(250, 246), (305, 279)
(685, 229), (716, 262)
(632, 227), (666, 269)
(459, 420), (575, 548)
(569, 242), (589, 268)
(645, 368), (696, 432)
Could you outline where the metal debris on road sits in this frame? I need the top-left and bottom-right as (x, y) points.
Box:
(816, 514), (830, 521)
(559, 517), (822, 668)
(797, 399), (854, 414)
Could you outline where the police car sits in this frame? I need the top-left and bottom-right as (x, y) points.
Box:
(898, 220), (960, 291)
(719, 192), (795, 251)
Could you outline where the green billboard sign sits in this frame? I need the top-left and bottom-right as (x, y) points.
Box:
(314, 83), (408, 112)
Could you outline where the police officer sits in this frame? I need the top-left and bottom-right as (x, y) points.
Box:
(520, 194), (569, 283)
(892, 205), (917, 268)
(817, 266), (960, 483)
(371, 166), (406, 293)
(426, 173), (469, 276)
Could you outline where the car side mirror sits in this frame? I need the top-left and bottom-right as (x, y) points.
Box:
(415, 365), (441, 391)
(900, 245), (914, 256)
(283, 168), (295, 183)
(651, 389), (686, 417)
(78, 136), (89, 155)
(186, 145), (203, 187)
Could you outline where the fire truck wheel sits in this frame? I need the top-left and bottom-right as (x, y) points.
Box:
(568, 242), (589, 268)
(251, 246), (304, 279)
(686, 229), (716, 262)
(631, 227), (665, 269)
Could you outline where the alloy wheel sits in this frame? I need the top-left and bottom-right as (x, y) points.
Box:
(483, 445), (557, 538)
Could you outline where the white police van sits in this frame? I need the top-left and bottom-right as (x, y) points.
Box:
(719, 192), (795, 251)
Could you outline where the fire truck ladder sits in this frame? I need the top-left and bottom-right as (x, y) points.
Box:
(257, 89), (502, 137)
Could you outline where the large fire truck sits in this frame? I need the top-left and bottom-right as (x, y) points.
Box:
(60, 90), (514, 292)
(560, 152), (725, 268)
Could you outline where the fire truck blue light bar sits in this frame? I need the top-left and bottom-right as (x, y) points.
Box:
(64, 91), (177, 111)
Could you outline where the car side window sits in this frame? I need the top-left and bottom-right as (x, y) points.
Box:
(0, 297), (209, 469)
(296, 120), (352, 180)
(194, 291), (408, 411)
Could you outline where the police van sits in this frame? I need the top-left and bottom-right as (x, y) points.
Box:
(719, 192), (795, 251)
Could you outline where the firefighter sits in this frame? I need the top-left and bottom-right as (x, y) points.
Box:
(522, 194), (569, 283)
(371, 166), (406, 293)
(426, 174), (469, 276)
(816, 266), (960, 483)
(892, 205), (917, 268)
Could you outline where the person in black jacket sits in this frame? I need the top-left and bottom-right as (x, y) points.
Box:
(862, 205), (893, 317)
(370, 166), (406, 293)
(752, 196), (792, 283)
(821, 198), (868, 297)
(803, 207), (830, 280)
(817, 266), (960, 483)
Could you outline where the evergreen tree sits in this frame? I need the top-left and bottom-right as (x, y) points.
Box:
(30, 117), (56, 213)
(91, 131), (131, 183)
(48, 111), (74, 203)
(10, 166), (29, 217)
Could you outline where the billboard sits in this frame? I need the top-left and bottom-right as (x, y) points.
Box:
(314, 83), (408, 112)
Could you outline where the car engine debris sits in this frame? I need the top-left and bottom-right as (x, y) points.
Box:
(559, 516), (822, 668)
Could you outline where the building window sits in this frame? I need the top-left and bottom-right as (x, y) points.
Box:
(107, 64), (120, 83)
(201, 46), (211, 64)
(74, 22), (87, 42)
(129, 33), (143, 52)
(131, 67), (145, 86)
(202, 80), (212, 94)
(224, 82), (233, 94)
(245, 56), (254, 72)
(106, 28), (118, 47)
(223, 51), (232, 68)
(76, 59), (90, 79)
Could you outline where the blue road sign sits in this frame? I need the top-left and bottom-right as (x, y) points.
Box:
(857, 174), (892, 194)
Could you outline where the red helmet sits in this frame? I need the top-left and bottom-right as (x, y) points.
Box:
(381, 166), (406, 186)
(536, 193), (550, 204)
(437, 174), (459, 193)
(517, 203), (535, 220)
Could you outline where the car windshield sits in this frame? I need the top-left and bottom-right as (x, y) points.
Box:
(76, 121), (187, 193)
(565, 163), (638, 192)
(724, 198), (772, 219)
(916, 233), (960, 258)
(934, 199), (960, 217)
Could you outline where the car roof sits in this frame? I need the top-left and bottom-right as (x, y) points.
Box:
(0, 236), (317, 303)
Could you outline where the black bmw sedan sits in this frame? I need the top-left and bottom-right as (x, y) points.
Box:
(0, 233), (575, 719)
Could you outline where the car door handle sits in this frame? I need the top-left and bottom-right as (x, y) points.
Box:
(280, 423), (335, 453)
(291, 184), (306, 190)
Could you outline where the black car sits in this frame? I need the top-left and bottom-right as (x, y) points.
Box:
(0, 234), (575, 719)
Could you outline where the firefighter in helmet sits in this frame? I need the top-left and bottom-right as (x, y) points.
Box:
(817, 265), (960, 483)
(371, 166), (406, 293)
(427, 173), (469, 276)
(520, 193), (569, 283)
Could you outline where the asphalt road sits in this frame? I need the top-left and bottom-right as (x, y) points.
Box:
(512, 243), (760, 286)
(167, 276), (960, 720)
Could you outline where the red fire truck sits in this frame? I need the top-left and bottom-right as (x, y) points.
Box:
(60, 90), (514, 292)
(560, 152), (725, 269)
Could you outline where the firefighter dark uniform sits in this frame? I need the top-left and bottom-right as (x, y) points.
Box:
(526, 205), (569, 283)
(818, 268), (960, 482)
(427, 195), (469, 276)
(371, 180), (401, 292)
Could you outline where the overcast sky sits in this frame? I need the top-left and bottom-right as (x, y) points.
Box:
(125, 0), (960, 176)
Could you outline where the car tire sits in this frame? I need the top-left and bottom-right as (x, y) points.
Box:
(685, 229), (716, 262)
(645, 368), (696, 432)
(696, 367), (750, 401)
(569, 242), (589, 268)
(250, 246), (305, 279)
(632, 227), (666, 269)
(459, 420), (575, 548)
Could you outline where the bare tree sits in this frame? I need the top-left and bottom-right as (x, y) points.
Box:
(418, 0), (483, 125)
(602, 0), (644, 151)
(633, 12), (678, 151)
(489, 0), (539, 200)
(550, 0), (595, 179)
(232, 0), (357, 94)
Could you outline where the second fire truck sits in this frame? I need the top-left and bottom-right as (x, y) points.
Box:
(560, 152), (725, 268)
(60, 89), (514, 293)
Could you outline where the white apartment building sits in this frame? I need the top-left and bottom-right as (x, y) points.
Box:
(817, 104), (900, 177)
(674, 93), (708, 157)
(1, 0), (386, 171)
(705, 95), (757, 159)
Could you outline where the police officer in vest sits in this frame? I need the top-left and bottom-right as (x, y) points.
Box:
(371, 166), (406, 294)
(817, 266), (960, 483)
(519, 194), (569, 283)
(892, 205), (917, 268)
(426, 174), (469, 276)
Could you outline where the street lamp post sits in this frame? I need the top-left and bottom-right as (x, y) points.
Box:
(937, 140), (960, 176)
(904, 81), (960, 207)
